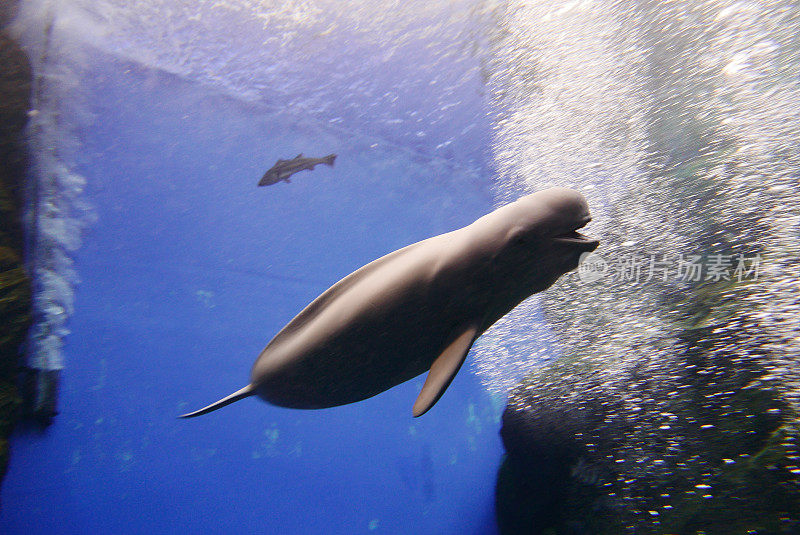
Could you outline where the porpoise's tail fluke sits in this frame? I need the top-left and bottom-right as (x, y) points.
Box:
(179, 384), (256, 418)
(324, 154), (336, 167)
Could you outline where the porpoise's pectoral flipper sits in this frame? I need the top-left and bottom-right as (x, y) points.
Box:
(179, 384), (256, 418)
(412, 325), (479, 417)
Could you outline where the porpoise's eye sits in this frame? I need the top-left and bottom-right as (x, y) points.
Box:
(510, 229), (537, 248)
(507, 227), (526, 246)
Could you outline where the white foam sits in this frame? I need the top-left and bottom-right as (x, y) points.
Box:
(15, 1), (94, 372)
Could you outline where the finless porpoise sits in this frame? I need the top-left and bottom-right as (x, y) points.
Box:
(181, 187), (598, 418)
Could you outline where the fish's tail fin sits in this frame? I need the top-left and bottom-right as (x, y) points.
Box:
(179, 384), (256, 418)
(324, 154), (336, 167)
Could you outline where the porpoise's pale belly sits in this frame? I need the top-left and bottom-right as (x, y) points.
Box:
(254, 249), (486, 409)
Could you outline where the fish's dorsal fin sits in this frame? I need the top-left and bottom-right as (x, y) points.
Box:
(296, 153), (303, 159)
(412, 324), (479, 417)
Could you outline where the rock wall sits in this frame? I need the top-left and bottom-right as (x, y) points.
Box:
(0, 0), (34, 482)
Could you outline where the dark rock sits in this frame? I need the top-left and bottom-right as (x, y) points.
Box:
(0, 30), (31, 252)
(0, 25), (33, 482)
(20, 368), (59, 426)
(496, 333), (800, 535)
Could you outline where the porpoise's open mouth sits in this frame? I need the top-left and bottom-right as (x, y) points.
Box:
(552, 220), (599, 248)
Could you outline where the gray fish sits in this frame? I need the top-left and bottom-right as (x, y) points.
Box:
(180, 187), (598, 419)
(258, 153), (336, 186)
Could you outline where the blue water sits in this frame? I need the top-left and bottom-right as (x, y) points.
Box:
(1, 56), (503, 534)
